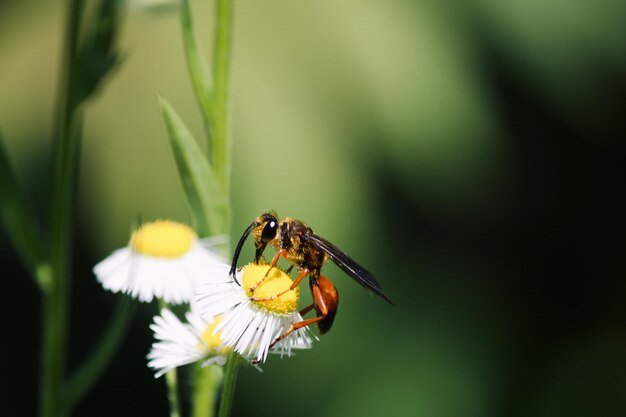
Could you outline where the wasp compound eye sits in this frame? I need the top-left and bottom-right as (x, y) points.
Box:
(261, 220), (278, 242)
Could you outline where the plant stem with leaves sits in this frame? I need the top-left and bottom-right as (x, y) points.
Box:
(1, 1), (129, 416)
(40, 0), (85, 415)
(161, 0), (238, 415)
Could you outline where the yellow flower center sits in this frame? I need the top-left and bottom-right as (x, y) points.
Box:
(243, 263), (299, 316)
(130, 220), (196, 258)
(198, 316), (231, 354)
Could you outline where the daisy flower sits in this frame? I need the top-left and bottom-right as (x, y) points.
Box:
(93, 220), (225, 304)
(147, 308), (230, 378)
(196, 263), (315, 363)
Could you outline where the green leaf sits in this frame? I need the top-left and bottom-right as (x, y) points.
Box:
(159, 97), (228, 236)
(0, 132), (49, 291)
(76, 0), (123, 102)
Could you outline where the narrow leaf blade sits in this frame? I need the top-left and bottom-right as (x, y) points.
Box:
(0, 132), (48, 290)
(158, 97), (227, 236)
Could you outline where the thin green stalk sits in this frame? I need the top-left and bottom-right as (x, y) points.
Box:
(217, 354), (241, 417)
(180, 0), (214, 150)
(191, 364), (224, 417)
(211, 1), (236, 416)
(165, 368), (182, 417)
(181, 0), (235, 415)
(159, 300), (182, 417)
(40, 0), (85, 416)
(212, 0), (234, 185)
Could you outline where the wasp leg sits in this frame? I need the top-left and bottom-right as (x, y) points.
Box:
(249, 282), (338, 365)
(265, 315), (326, 357)
(312, 276), (338, 334)
(285, 264), (294, 275)
(249, 314), (323, 365)
(250, 268), (309, 302)
(299, 303), (315, 316)
(250, 248), (287, 293)
(267, 280), (336, 350)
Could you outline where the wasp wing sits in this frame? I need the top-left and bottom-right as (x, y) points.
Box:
(307, 234), (394, 305)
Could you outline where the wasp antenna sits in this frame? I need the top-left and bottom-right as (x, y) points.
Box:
(230, 221), (255, 282)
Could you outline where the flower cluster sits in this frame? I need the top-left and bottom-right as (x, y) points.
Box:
(196, 263), (314, 363)
(93, 220), (315, 377)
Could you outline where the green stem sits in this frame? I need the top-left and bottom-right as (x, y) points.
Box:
(212, 0), (234, 185)
(212, 1), (236, 415)
(185, 0), (235, 415)
(40, 0), (85, 416)
(180, 0), (214, 151)
(191, 364), (224, 417)
(217, 354), (241, 417)
(165, 368), (182, 417)
(159, 300), (182, 417)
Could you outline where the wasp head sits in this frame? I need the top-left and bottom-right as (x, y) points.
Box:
(252, 212), (279, 258)
(230, 212), (280, 279)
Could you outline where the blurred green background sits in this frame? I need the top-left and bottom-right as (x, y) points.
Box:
(1, 0), (626, 416)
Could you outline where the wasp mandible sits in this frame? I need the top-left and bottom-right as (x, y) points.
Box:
(230, 212), (394, 350)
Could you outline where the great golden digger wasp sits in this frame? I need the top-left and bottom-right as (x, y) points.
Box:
(230, 212), (394, 350)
